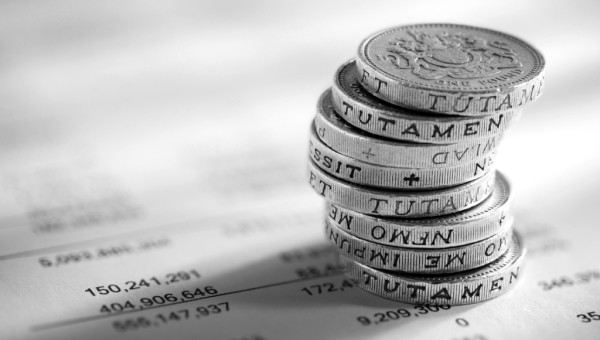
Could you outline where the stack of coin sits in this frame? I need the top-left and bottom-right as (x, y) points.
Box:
(308, 23), (545, 305)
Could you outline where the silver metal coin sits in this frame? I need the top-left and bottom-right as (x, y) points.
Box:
(332, 60), (522, 143)
(326, 218), (511, 274)
(315, 90), (502, 168)
(356, 24), (545, 116)
(326, 171), (512, 248)
(340, 231), (525, 305)
(309, 123), (496, 190)
(308, 160), (495, 218)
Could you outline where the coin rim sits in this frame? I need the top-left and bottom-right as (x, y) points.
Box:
(326, 218), (513, 273)
(325, 172), (512, 247)
(309, 123), (498, 190)
(315, 89), (503, 167)
(308, 159), (496, 217)
(332, 59), (522, 143)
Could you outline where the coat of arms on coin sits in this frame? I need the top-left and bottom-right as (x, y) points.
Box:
(379, 29), (523, 80)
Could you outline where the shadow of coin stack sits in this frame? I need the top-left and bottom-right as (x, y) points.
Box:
(308, 24), (545, 305)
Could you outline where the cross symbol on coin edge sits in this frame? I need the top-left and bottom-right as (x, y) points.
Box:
(362, 148), (375, 159)
(403, 173), (420, 186)
(499, 213), (506, 226)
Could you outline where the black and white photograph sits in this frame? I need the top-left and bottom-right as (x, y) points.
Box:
(1, 1), (599, 339)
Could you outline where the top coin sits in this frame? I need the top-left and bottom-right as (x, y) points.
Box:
(357, 23), (545, 116)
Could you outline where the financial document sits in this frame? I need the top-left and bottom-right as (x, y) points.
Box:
(1, 1), (600, 339)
